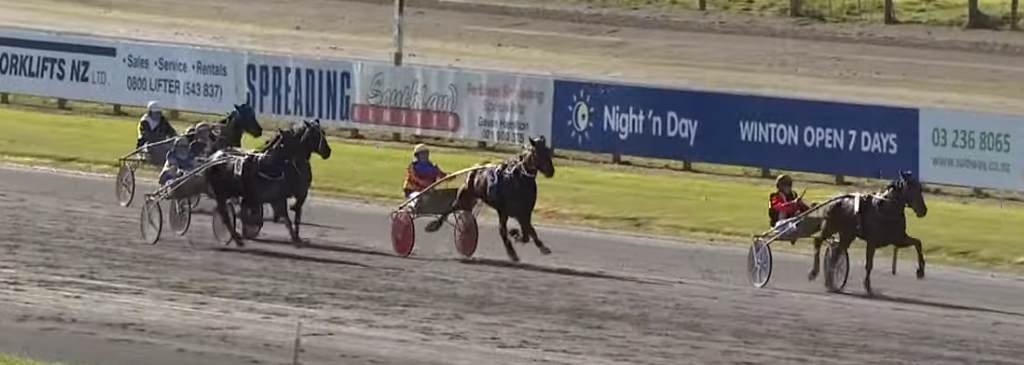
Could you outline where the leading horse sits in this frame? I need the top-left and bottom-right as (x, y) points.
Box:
(809, 171), (928, 294)
(205, 120), (331, 246)
(427, 136), (556, 262)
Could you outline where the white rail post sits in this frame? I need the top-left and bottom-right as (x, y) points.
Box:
(393, 0), (406, 66)
(0, 93), (9, 104)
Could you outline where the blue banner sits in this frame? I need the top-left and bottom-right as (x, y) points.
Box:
(551, 80), (920, 178)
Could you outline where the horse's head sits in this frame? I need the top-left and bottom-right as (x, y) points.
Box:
(892, 171), (927, 218)
(230, 103), (262, 138)
(523, 136), (554, 178)
(300, 119), (332, 160)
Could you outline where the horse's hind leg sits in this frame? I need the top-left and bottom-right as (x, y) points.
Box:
(498, 212), (519, 262)
(864, 242), (877, 295)
(891, 247), (899, 275)
(809, 221), (838, 281)
(519, 215), (551, 255)
(215, 197), (243, 246)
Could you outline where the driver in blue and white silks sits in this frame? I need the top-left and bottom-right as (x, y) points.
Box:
(158, 137), (199, 186)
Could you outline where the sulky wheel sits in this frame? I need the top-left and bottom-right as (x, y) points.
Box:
(747, 239), (773, 288)
(452, 210), (479, 258)
(824, 243), (850, 293)
(116, 162), (136, 207)
(241, 204), (264, 239)
(140, 200), (163, 245)
(169, 198), (192, 236)
(390, 210), (415, 257)
(212, 200), (238, 245)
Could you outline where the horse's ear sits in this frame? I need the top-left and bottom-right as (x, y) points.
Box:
(528, 137), (538, 146)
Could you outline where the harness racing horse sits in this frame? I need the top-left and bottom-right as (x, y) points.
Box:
(809, 171), (928, 294)
(205, 104), (263, 150)
(205, 121), (330, 246)
(426, 136), (556, 262)
(250, 120), (332, 240)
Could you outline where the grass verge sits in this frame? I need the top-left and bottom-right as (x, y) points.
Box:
(571, 0), (1018, 27)
(0, 354), (66, 365)
(1, 100), (1023, 271)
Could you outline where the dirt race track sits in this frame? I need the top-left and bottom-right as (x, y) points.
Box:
(3, 0), (1024, 363)
(2, 165), (1024, 365)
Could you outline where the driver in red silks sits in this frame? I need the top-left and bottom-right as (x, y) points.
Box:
(769, 174), (809, 227)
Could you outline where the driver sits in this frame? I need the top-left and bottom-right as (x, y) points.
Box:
(159, 138), (199, 186)
(403, 144), (447, 198)
(137, 101), (177, 148)
(769, 174), (809, 227)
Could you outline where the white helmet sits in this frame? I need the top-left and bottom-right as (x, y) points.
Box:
(413, 144), (429, 156)
(147, 101), (161, 112)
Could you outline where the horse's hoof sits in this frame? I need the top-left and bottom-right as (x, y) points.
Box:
(424, 220), (443, 233)
(233, 238), (245, 247)
(916, 269), (925, 279)
(864, 281), (873, 296)
(506, 252), (520, 263)
(807, 270), (819, 281)
(538, 246), (552, 255)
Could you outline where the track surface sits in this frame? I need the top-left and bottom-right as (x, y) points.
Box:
(2, 165), (1024, 364)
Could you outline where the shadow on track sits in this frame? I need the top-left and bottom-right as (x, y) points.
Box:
(248, 237), (398, 259)
(214, 247), (396, 270)
(839, 292), (1024, 318)
(457, 257), (670, 286)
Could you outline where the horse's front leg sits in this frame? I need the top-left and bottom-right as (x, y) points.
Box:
(906, 236), (925, 279)
(273, 199), (303, 247)
(291, 193), (307, 239)
(519, 214), (550, 255)
(498, 212), (519, 262)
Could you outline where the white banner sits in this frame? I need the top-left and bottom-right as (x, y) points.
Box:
(117, 42), (242, 113)
(243, 52), (356, 123)
(0, 29), (121, 104)
(919, 108), (1024, 191)
(0, 28), (241, 113)
(352, 63), (552, 145)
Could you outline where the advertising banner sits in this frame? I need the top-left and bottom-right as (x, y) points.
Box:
(352, 63), (552, 145)
(0, 28), (242, 113)
(118, 42), (242, 113)
(919, 108), (1024, 190)
(551, 80), (920, 178)
(0, 29), (121, 104)
(243, 52), (356, 123)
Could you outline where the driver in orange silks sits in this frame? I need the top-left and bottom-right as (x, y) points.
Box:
(403, 144), (447, 198)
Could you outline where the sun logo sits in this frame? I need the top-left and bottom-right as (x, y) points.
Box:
(567, 90), (594, 145)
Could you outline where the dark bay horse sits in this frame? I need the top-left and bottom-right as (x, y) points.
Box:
(427, 136), (555, 262)
(205, 120), (330, 246)
(250, 120), (332, 240)
(809, 171), (928, 294)
(186, 104), (262, 151)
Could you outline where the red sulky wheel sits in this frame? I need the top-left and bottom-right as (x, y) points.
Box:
(453, 210), (478, 258)
(391, 210), (415, 257)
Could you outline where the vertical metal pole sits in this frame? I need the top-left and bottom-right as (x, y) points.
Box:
(393, 0), (405, 66)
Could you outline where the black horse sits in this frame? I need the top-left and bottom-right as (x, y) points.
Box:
(209, 104), (263, 149)
(809, 171), (928, 294)
(428, 136), (556, 262)
(206, 120), (330, 246)
(246, 120), (332, 240)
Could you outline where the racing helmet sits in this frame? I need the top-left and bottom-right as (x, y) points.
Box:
(775, 174), (793, 188)
(413, 144), (429, 156)
(147, 101), (161, 113)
